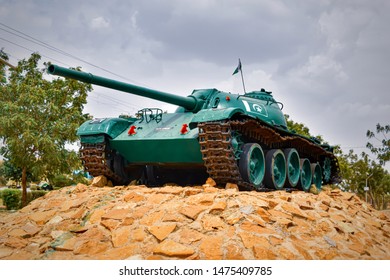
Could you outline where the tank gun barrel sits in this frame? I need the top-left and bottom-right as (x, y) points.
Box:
(47, 64), (198, 111)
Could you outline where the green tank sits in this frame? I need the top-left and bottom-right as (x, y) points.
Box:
(47, 64), (340, 191)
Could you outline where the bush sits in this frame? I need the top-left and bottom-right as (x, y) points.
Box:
(0, 189), (47, 210)
(1, 189), (21, 210)
(50, 173), (90, 189)
(27, 190), (47, 204)
(50, 174), (73, 189)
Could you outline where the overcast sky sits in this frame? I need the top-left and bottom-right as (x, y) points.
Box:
(1, 0), (389, 162)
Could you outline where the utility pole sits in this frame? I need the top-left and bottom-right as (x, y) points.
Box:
(365, 173), (373, 203)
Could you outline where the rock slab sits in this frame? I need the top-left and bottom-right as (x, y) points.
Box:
(0, 182), (389, 260)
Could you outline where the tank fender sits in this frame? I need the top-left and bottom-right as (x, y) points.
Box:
(190, 107), (244, 126)
(77, 117), (135, 143)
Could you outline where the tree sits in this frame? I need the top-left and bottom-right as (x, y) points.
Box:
(0, 52), (92, 206)
(284, 114), (325, 143)
(284, 114), (389, 209)
(0, 157), (38, 185)
(1, 48), (9, 84)
(337, 149), (390, 209)
(367, 123), (390, 165)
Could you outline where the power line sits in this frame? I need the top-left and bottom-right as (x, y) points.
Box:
(0, 37), (71, 66)
(0, 22), (143, 84)
(341, 145), (383, 149)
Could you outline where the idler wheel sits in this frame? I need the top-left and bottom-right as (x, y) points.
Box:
(311, 163), (322, 190)
(264, 149), (286, 190)
(239, 143), (265, 189)
(283, 148), (300, 188)
(298, 158), (312, 192)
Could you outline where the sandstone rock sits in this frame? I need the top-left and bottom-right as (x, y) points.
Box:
(179, 205), (207, 220)
(179, 228), (204, 244)
(334, 221), (355, 234)
(8, 228), (28, 238)
(240, 220), (275, 235)
(156, 186), (183, 195)
(123, 192), (145, 202)
(101, 219), (120, 231)
(323, 235), (337, 248)
(21, 222), (40, 237)
(131, 228), (147, 242)
(153, 239), (194, 257)
(102, 209), (130, 220)
(281, 204), (308, 219)
(28, 210), (56, 225)
(0, 247), (13, 258)
(223, 211), (243, 225)
(112, 226), (132, 248)
(225, 243), (246, 260)
(276, 246), (297, 260)
(209, 201), (227, 214)
(4, 237), (28, 249)
(239, 232), (269, 249)
(91, 175), (107, 188)
(53, 236), (77, 251)
(201, 215), (226, 231)
(269, 235), (284, 246)
(148, 223), (176, 241)
(199, 236), (223, 259)
(183, 188), (203, 196)
(205, 177), (217, 188)
(0, 184), (389, 260)
(225, 183), (239, 191)
(253, 245), (277, 259)
(203, 186), (219, 193)
(139, 210), (165, 226)
(100, 244), (138, 260)
(74, 239), (110, 255)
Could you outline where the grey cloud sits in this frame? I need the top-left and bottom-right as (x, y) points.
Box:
(0, 0), (389, 160)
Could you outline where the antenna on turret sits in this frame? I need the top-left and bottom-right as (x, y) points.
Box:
(232, 58), (246, 94)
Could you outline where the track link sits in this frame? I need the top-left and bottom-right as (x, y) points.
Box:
(79, 142), (125, 184)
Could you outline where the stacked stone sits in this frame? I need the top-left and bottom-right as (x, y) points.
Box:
(0, 176), (389, 260)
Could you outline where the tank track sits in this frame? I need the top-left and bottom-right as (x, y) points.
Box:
(79, 142), (125, 184)
(198, 119), (340, 191)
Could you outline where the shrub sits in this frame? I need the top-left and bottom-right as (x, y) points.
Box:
(0, 189), (47, 210)
(27, 190), (47, 204)
(1, 189), (21, 210)
(50, 174), (73, 189)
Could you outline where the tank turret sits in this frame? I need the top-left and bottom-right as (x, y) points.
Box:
(47, 64), (340, 191)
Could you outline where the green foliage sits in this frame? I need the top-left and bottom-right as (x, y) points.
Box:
(50, 174), (73, 188)
(0, 48), (9, 84)
(284, 114), (324, 143)
(0, 189), (21, 210)
(26, 190), (47, 204)
(284, 115), (389, 209)
(0, 160), (7, 185)
(0, 52), (92, 206)
(0, 158), (37, 183)
(337, 149), (390, 209)
(50, 172), (90, 188)
(367, 123), (390, 165)
(0, 189), (47, 210)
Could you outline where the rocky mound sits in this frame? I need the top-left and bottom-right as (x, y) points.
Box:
(0, 177), (389, 260)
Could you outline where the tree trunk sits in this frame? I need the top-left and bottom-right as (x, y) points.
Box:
(21, 166), (27, 207)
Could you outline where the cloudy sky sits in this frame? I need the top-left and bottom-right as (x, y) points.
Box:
(1, 0), (389, 161)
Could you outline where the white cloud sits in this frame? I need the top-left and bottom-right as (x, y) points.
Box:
(90, 16), (110, 29)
